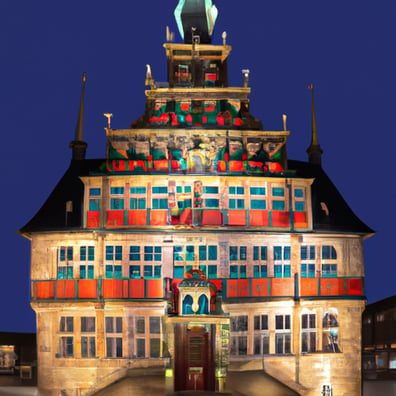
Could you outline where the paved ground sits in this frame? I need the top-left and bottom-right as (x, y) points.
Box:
(0, 388), (37, 396)
(363, 380), (396, 395)
(0, 381), (395, 395)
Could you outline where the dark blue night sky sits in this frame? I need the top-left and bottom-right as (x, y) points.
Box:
(1, 0), (395, 332)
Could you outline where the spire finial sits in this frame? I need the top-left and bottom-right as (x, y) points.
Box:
(69, 73), (88, 160)
(306, 84), (323, 165)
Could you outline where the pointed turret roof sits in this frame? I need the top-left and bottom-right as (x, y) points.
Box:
(69, 73), (88, 160)
(306, 84), (323, 166)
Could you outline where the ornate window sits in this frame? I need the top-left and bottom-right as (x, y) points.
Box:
(182, 295), (193, 314)
(198, 295), (209, 314)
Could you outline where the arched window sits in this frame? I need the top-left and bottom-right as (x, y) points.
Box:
(323, 309), (340, 352)
(198, 294), (209, 314)
(183, 295), (193, 314)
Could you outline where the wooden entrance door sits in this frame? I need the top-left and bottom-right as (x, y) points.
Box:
(186, 331), (208, 390)
(174, 324), (215, 392)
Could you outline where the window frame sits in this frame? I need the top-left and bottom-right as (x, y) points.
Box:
(301, 313), (316, 353)
(110, 186), (125, 210)
(275, 314), (291, 354)
(254, 314), (269, 355)
(250, 186), (267, 210)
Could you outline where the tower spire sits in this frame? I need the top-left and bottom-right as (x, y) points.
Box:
(69, 73), (88, 160)
(306, 84), (323, 166)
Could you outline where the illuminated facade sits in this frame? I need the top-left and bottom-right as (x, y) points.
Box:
(20, 1), (373, 395)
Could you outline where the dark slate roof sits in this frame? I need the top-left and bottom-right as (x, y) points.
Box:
(19, 159), (105, 235)
(289, 159), (374, 235)
(363, 295), (396, 314)
(19, 158), (374, 236)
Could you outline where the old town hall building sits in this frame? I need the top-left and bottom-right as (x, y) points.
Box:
(20, 1), (373, 395)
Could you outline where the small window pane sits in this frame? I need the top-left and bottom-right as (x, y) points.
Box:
(251, 200), (266, 209)
(137, 339), (145, 358)
(208, 245), (217, 260)
(88, 246), (95, 261)
(136, 317), (145, 334)
(272, 187), (284, 197)
(199, 246), (206, 261)
(149, 317), (160, 334)
(80, 246), (86, 261)
(152, 186), (168, 194)
(273, 200), (285, 210)
(205, 199), (219, 208)
(274, 247), (282, 260)
(294, 189), (304, 198)
(250, 187), (266, 195)
(90, 188), (101, 196)
(111, 187), (124, 195)
(203, 186), (219, 194)
(115, 246), (122, 260)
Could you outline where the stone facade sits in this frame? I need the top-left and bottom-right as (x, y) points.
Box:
(21, 1), (372, 395)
